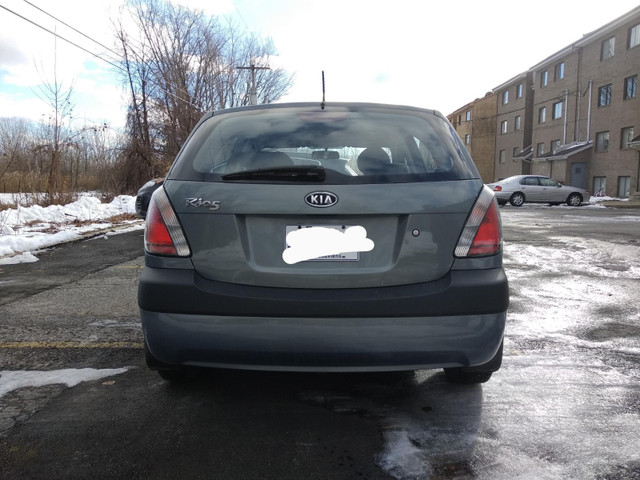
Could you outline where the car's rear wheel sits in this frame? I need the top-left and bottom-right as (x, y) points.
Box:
(509, 192), (525, 207)
(444, 340), (503, 384)
(444, 369), (493, 384)
(566, 193), (583, 206)
(157, 369), (193, 382)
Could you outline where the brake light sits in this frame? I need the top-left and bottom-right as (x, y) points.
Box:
(493, 185), (502, 192)
(455, 186), (502, 257)
(144, 187), (190, 257)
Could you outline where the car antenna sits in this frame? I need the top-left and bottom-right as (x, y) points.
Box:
(321, 70), (325, 110)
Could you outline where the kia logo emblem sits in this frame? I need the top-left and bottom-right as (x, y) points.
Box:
(305, 191), (338, 208)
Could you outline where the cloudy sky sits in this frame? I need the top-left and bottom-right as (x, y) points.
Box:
(1, 0), (639, 130)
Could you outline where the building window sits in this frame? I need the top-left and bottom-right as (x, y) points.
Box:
(464, 134), (470, 145)
(515, 115), (521, 131)
(598, 84), (612, 107)
(536, 142), (545, 156)
(629, 24), (640, 49)
(551, 140), (561, 153)
(618, 176), (631, 197)
(601, 36), (615, 60)
(499, 150), (506, 164)
(554, 62), (565, 81)
(541, 70), (549, 87)
(552, 101), (563, 119)
(502, 90), (509, 105)
(621, 127), (635, 149)
(457, 114), (462, 125)
(539, 106), (547, 123)
(596, 131), (610, 152)
(516, 83), (523, 98)
(513, 147), (520, 159)
(501, 120), (508, 134)
(624, 75), (637, 99)
(593, 177), (607, 196)
(465, 111), (471, 121)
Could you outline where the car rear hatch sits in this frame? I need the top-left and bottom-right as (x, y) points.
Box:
(159, 103), (489, 289)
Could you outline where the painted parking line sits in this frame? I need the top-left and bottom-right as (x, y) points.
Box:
(0, 341), (144, 349)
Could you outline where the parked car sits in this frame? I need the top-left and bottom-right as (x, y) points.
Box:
(487, 175), (588, 207)
(138, 102), (509, 383)
(135, 178), (164, 218)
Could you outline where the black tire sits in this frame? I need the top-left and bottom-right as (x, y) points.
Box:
(566, 192), (583, 206)
(509, 192), (525, 207)
(445, 369), (493, 384)
(444, 340), (503, 384)
(157, 369), (192, 382)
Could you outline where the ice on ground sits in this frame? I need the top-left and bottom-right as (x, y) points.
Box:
(0, 368), (129, 398)
(376, 355), (640, 480)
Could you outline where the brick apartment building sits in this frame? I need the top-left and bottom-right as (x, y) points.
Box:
(448, 6), (640, 198)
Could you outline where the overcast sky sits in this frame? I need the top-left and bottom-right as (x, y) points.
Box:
(1, 0), (639, 130)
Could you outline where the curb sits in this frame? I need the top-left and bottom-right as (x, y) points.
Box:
(600, 201), (640, 209)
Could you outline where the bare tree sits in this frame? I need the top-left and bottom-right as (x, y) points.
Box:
(113, 0), (294, 189)
(0, 118), (32, 183)
(31, 31), (76, 201)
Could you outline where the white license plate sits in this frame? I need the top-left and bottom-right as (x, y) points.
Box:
(285, 225), (359, 261)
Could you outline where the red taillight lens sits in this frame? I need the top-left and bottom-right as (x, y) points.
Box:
(468, 200), (501, 256)
(455, 186), (502, 257)
(493, 185), (502, 192)
(144, 188), (190, 257)
(145, 200), (178, 255)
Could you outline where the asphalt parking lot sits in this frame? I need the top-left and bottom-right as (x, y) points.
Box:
(0, 205), (639, 479)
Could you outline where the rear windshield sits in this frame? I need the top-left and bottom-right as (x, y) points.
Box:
(169, 104), (479, 184)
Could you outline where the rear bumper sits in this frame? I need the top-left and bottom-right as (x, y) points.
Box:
(141, 310), (506, 372)
(139, 267), (508, 372)
(493, 191), (511, 202)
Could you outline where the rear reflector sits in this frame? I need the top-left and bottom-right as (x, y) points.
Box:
(144, 187), (191, 257)
(455, 186), (502, 257)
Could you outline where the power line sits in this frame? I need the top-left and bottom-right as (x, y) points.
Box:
(21, 0), (121, 61)
(0, 1), (200, 110)
(0, 3), (121, 71)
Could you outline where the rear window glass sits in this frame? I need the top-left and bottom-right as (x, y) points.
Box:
(169, 104), (479, 184)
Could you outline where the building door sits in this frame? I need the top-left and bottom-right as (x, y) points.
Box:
(570, 162), (587, 189)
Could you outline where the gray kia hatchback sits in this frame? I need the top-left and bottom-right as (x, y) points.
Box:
(138, 102), (509, 383)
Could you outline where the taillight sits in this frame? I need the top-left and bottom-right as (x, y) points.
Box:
(144, 187), (190, 257)
(493, 185), (502, 192)
(455, 186), (502, 257)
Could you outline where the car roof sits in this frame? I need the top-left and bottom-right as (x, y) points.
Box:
(205, 102), (443, 118)
(503, 175), (549, 181)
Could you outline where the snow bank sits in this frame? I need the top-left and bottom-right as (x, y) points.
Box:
(0, 194), (142, 262)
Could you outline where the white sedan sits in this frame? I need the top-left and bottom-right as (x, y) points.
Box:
(487, 175), (589, 207)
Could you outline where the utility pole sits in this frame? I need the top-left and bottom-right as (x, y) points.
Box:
(236, 63), (270, 105)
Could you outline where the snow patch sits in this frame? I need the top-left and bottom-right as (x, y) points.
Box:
(0, 252), (39, 265)
(0, 368), (129, 398)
